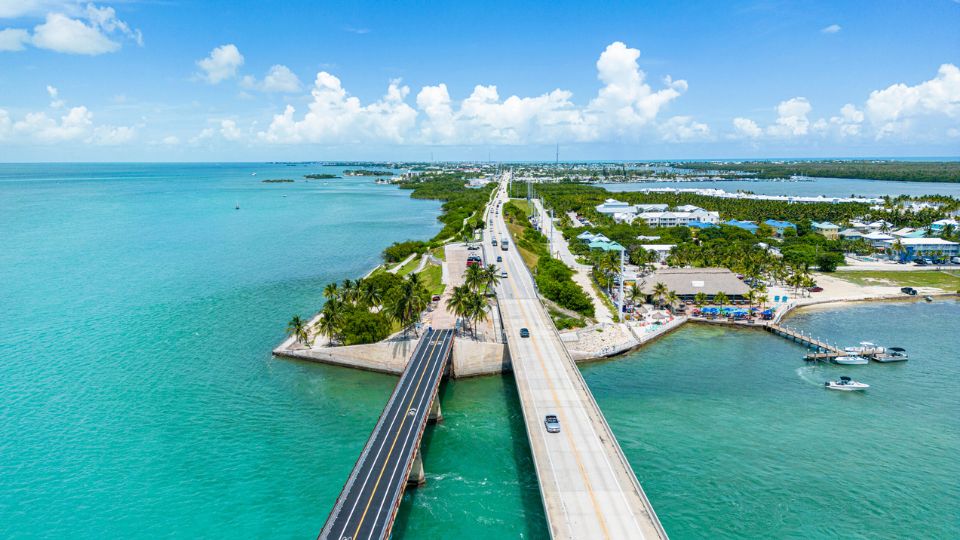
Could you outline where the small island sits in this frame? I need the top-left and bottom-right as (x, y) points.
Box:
(304, 173), (340, 179)
(261, 178), (296, 183)
(344, 169), (394, 177)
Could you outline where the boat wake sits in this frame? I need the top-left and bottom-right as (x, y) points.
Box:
(796, 366), (826, 386)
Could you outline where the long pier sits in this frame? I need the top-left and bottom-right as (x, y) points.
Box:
(765, 323), (841, 354)
(319, 329), (454, 540)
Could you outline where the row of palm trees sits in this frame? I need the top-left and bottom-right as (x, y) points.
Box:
(446, 264), (501, 337)
(286, 273), (431, 346)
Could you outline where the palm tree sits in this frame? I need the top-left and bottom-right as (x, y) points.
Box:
(713, 291), (729, 315)
(316, 298), (345, 344)
(467, 292), (488, 338)
(652, 281), (668, 308)
(891, 238), (905, 261)
(358, 278), (382, 308)
(446, 285), (472, 333)
(464, 264), (486, 292)
(694, 291), (707, 308)
(323, 282), (340, 300)
(482, 264), (501, 293)
(286, 315), (310, 346)
(666, 290), (680, 312)
(388, 274), (428, 336)
(628, 284), (643, 306)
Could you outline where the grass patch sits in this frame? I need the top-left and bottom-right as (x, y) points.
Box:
(509, 198), (533, 217)
(506, 221), (540, 271)
(549, 308), (585, 330)
(430, 245), (446, 261)
(420, 263), (445, 296)
(830, 270), (960, 290)
(396, 255), (421, 276)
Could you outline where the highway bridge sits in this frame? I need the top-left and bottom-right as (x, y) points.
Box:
(488, 175), (668, 539)
(319, 328), (454, 540)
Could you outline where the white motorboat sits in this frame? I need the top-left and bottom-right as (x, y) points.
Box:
(825, 376), (869, 391)
(833, 355), (869, 365)
(874, 347), (909, 362)
(843, 341), (885, 355)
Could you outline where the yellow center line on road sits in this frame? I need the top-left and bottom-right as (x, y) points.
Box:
(494, 202), (612, 539)
(515, 297), (612, 540)
(351, 332), (444, 538)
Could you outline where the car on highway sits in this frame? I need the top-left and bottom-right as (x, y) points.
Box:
(492, 239), (497, 246)
(544, 414), (560, 433)
(500, 270), (507, 278)
(519, 328), (530, 338)
(496, 256), (502, 262)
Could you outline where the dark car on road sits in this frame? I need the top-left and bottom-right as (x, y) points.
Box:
(519, 328), (530, 338)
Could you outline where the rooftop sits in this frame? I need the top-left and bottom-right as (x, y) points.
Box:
(641, 268), (750, 297)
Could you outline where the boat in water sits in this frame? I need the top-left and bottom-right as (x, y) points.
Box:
(825, 376), (870, 391)
(844, 341), (885, 355)
(833, 355), (869, 365)
(874, 347), (909, 362)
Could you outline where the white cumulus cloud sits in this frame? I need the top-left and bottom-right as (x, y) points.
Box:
(732, 117), (762, 138)
(821, 24), (842, 34)
(0, 27), (30, 51)
(31, 12), (120, 54)
(196, 44), (244, 84)
(766, 97), (812, 137)
(865, 63), (960, 137)
(659, 115), (710, 142)
(240, 64), (302, 93)
(258, 41), (687, 145)
(219, 119), (242, 140)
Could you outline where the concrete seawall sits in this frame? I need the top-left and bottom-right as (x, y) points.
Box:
(274, 337), (509, 378)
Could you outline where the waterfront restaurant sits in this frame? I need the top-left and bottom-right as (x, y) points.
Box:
(640, 268), (750, 302)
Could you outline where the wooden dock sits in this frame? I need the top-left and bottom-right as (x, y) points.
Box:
(765, 323), (842, 356)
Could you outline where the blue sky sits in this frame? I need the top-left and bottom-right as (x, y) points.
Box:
(1, 0), (958, 161)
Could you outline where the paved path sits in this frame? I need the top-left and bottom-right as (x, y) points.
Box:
(319, 329), (454, 540)
(387, 252), (417, 274)
(491, 177), (666, 540)
(531, 198), (613, 324)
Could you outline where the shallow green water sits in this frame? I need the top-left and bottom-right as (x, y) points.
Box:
(583, 301), (960, 539)
(0, 164), (546, 538)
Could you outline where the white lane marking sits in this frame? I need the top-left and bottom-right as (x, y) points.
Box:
(366, 331), (453, 539)
(331, 332), (440, 537)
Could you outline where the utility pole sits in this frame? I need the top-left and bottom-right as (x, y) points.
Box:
(550, 208), (555, 257)
(618, 248), (625, 318)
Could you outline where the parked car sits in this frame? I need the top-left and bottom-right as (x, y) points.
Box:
(519, 328), (530, 338)
(808, 286), (824, 293)
(901, 287), (918, 295)
(467, 244), (479, 250)
(544, 414), (560, 433)
(431, 294), (441, 302)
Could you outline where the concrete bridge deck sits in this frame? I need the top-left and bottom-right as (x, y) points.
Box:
(489, 177), (667, 539)
(318, 328), (454, 540)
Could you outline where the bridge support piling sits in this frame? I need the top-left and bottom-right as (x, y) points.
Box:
(427, 396), (443, 424)
(407, 449), (426, 488)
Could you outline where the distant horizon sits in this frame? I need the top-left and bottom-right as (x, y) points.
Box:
(3, 156), (960, 165)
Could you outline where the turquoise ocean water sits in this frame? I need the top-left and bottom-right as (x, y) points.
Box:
(2, 164), (957, 538)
